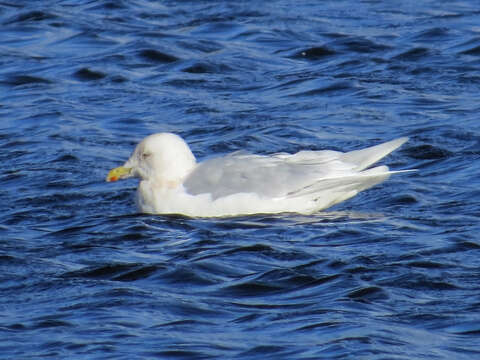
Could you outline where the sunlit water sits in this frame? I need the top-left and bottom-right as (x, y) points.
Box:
(1, 1), (480, 359)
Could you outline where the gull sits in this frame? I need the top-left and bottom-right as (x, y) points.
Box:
(106, 133), (409, 217)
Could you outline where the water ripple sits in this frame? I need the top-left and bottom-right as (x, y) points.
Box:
(1, 0), (480, 359)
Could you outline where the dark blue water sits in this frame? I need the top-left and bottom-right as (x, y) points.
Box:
(1, 0), (480, 358)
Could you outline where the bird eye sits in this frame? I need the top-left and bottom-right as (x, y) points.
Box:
(142, 152), (151, 159)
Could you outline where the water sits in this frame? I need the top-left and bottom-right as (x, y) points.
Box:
(1, 0), (480, 358)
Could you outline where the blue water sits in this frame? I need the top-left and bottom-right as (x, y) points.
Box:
(1, 0), (480, 358)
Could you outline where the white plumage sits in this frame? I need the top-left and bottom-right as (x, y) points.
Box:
(106, 133), (409, 217)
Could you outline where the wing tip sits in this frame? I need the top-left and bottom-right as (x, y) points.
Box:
(395, 136), (409, 146)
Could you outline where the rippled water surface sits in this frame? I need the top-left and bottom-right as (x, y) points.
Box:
(2, 1), (480, 358)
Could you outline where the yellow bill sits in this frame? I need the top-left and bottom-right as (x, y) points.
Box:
(106, 166), (132, 182)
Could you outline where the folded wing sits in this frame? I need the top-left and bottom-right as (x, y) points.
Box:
(183, 138), (408, 202)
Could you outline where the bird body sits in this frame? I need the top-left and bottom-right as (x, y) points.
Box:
(106, 133), (409, 217)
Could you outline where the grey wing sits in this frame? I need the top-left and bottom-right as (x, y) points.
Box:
(183, 151), (345, 199)
(183, 138), (409, 200)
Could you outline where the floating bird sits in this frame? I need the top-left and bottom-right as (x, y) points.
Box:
(106, 133), (409, 217)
